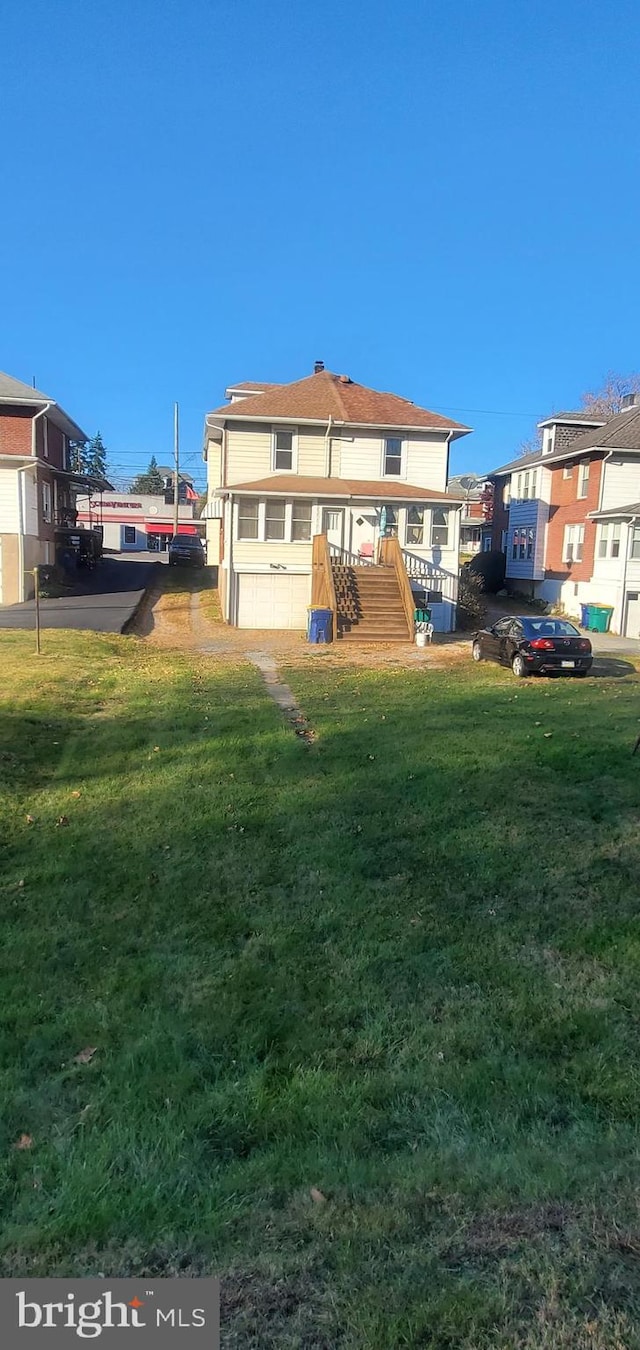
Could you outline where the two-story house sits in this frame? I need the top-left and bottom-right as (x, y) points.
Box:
(0, 370), (110, 605)
(203, 365), (471, 638)
(489, 395), (640, 634)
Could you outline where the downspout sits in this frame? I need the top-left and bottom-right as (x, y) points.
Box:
(324, 416), (333, 477)
(619, 513), (637, 635)
(32, 402), (53, 457)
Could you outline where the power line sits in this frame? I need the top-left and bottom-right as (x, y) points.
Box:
(432, 405), (539, 418)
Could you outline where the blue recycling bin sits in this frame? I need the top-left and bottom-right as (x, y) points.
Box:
(579, 603), (590, 628)
(307, 607), (333, 643)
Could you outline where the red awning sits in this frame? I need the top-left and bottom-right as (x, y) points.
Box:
(146, 524), (198, 535)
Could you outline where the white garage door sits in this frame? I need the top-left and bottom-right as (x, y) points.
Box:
(236, 572), (311, 629)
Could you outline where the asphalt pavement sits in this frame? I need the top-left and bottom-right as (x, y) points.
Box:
(0, 555), (161, 633)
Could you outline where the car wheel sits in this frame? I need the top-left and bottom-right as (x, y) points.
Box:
(512, 653), (528, 678)
(472, 640), (483, 662)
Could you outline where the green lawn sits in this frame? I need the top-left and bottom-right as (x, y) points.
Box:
(2, 630), (640, 1347)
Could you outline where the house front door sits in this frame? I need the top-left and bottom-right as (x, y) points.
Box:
(322, 507), (345, 552)
(625, 592), (640, 638)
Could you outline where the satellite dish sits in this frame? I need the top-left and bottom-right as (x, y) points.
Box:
(458, 474), (481, 492)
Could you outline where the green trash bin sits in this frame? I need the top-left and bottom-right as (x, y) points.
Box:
(586, 604), (613, 633)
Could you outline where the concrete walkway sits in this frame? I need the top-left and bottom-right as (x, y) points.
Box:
(0, 556), (160, 633)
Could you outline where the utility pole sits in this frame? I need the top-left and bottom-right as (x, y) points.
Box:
(173, 401), (180, 540)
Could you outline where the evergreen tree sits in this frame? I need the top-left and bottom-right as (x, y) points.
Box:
(84, 431), (108, 480)
(131, 455), (164, 495)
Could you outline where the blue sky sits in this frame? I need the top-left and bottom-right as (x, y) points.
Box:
(2, 0), (639, 487)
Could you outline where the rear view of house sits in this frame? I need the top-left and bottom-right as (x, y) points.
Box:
(202, 365), (471, 637)
(0, 372), (106, 604)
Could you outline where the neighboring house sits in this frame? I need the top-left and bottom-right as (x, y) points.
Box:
(202, 365), (471, 636)
(449, 475), (494, 554)
(76, 491), (199, 552)
(488, 394), (640, 634)
(0, 371), (107, 604)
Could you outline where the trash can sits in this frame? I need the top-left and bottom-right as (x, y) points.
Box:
(307, 607), (333, 644)
(585, 604), (613, 633)
(579, 603), (590, 628)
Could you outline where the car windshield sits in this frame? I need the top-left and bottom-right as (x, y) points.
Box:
(523, 618), (580, 637)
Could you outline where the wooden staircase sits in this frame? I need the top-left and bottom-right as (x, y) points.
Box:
(332, 563), (412, 643)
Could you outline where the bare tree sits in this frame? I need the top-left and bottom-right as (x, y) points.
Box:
(581, 371), (640, 417)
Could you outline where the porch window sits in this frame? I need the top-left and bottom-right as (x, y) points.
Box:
(631, 525), (640, 559)
(272, 428), (296, 471)
(406, 505), (424, 545)
(237, 497), (260, 540)
(527, 528), (535, 559)
(431, 508), (449, 547)
(291, 501), (312, 541)
(383, 437), (403, 476)
(383, 506), (398, 537)
(41, 480), (52, 523)
(265, 500), (286, 541)
(512, 531), (519, 560)
(519, 530), (526, 559)
(598, 521), (621, 558)
(577, 460), (590, 498)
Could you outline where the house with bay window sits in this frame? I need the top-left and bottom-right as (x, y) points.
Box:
(202, 365), (470, 638)
(489, 394), (640, 636)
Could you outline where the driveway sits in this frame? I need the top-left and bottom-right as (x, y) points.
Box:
(0, 555), (161, 633)
(485, 595), (640, 656)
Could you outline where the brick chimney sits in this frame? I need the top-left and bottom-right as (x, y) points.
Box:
(314, 360), (324, 374)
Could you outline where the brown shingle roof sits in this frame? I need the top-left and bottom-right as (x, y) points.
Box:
(209, 370), (470, 435)
(226, 381), (283, 394)
(221, 474), (465, 502)
(551, 407), (640, 454)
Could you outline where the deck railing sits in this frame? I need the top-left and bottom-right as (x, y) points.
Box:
(328, 542), (377, 567)
(378, 536), (415, 639)
(401, 549), (459, 602)
(311, 534), (338, 637)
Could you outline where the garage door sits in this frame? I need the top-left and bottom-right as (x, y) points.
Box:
(236, 572), (311, 629)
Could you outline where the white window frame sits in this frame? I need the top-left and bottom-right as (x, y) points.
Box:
(597, 521), (621, 559)
(237, 497), (261, 540)
(563, 464), (573, 480)
(381, 436), (405, 479)
(236, 496), (314, 544)
(430, 508), (450, 548)
(41, 479), (52, 523)
(563, 523), (584, 563)
(271, 426), (298, 473)
(577, 460), (590, 499)
(291, 500), (313, 542)
(405, 505), (425, 546)
(631, 524), (640, 560)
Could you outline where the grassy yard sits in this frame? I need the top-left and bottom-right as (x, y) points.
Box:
(2, 630), (640, 1347)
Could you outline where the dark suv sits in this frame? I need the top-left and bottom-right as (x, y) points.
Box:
(168, 534), (205, 568)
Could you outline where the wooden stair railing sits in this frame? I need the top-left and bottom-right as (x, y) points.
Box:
(311, 534), (338, 639)
(378, 535), (415, 640)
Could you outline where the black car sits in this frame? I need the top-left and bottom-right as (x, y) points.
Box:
(472, 616), (593, 677)
(168, 534), (205, 567)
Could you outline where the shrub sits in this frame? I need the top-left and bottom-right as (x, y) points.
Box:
(466, 549), (506, 593)
(457, 570), (487, 629)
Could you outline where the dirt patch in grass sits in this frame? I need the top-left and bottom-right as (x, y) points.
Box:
(221, 1268), (337, 1349)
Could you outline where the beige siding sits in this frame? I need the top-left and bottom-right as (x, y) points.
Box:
(0, 467), (19, 533)
(233, 540), (313, 568)
(297, 429), (327, 475)
(206, 436), (223, 494)
(339, 432), (385, 479)
(405, 434), (450, 491)
(226, 423), (272, 484)
(600, 456), (640, 511)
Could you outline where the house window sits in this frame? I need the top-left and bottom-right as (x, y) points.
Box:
(383, 506), (399, 537)
(631, 525), (640, 559)
(124, 525), (136, 544)
(530, 470), (537, 498)
(563, 523), (584, 563)
(406, 505), (424, 545)
(265, 500), (286, 540)
(563, 464), (573, 479)
(427, 589), (443, 603)
(519, 530), (526, 558)
(291, 502), (312, 541)
(431, 508), (449, 547)
(522, 471), (530, 500)
(383, 437), (403, 476)
(512, 531), (519, 560)
(577, 461), (590, 498)
(237, 497), (260, 539)
(272, 428), (295, 471)
(41, 480), (52, 523)
(598, 521), (621, 558)
(503, 482), (511, 506)
(527, 528), (535, 559)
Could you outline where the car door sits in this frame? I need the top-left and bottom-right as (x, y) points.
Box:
(501, 619), (524, 665)
(489, 618), (512, 663)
